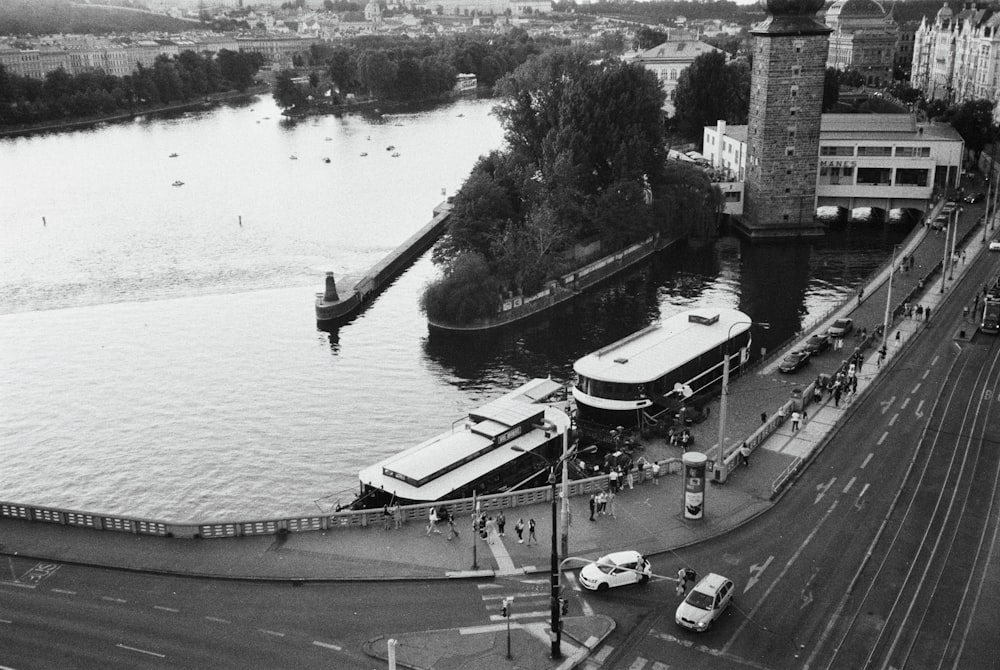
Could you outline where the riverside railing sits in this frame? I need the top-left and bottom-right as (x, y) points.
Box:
(0, 460), (685, 541)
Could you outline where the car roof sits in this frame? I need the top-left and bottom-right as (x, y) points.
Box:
(597, 550), (642, 564)
(833, 318), (851, 325)
(692, 572), (731, 595)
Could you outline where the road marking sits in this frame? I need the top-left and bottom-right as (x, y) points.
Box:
(911, 382), (921, 394)
(313, 640), (342, 651)
(116, 644), (164, 658)
(259, 629), (285, 637)
(888, 413), (899, 426)
(50, 589), (76, 595)
(478, 583), (503, 590)
(745, 555), (774, 593)
(628, 658), (648, 669)
(880, 396), (896, 414)
(857, 483), (870, 499)
(153, 605), (179, 613)
(101, 596), (126, 603)
(490, 611), (549, 621)
(842, 477), (857, 494)
(915, 399), (925, 418)
(815, 477), (837, 504)
(204, 616), (231, 624)
(931, 355), (939, 366)
(0, 618), (11, 624)
(922, 368), (931, 379)
(723, 500), (839, 657)
(877, 432), (888, 446)
(482, 591), (548, 601)
(861, 453), (874, 469)
(901, 397), (910, 409)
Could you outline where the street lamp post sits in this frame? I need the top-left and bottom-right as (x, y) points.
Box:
(883, 244), (901, 354)
(511, 441), (596, 659)
(715, 320), (767, 482)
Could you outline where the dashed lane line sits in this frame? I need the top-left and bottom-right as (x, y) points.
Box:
(877, 432), (888, 446)
(259, 629), (286, 637)
(888, 412), (899, 426)
(842, 477), (857, 494)
(313, 640), (342, 651)
(50, 589), (76, 595)
(205, 616), (231, 624)
(153, 605), (179, 613)
(115, 644), (164, 658)
(861, 453), (874, 468)
(101, 596), (126, 604)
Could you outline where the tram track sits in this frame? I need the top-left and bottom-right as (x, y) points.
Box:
(818, 341), (1000, 670)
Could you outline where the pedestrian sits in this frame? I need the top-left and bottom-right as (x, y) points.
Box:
(676, 568), (687, 596)
(527, 518), (537, 545)
(651, 461), (661, 485)
(393, 501), (403, 529)
(383, 504), (392, 531)
(497, 511), (506, 537)
(597, 490), (607, 515)
(834, 387), (842, 407)
(426, 507), (440, 536)
(791, 410), (801, 431)
(740, 443), (750, 468)
(626, 467), (635, 490)
(962, 250), (967, 264)
(761, 411), (767, 424)
(515, 518), (525, 543)
(588, 494), (596, 521)
(926, 306), (931, 321)
(607, 490), (616, 519)
(608, 467), (619, 493)
(848, 362), (856, 378)
(963, 305), (969, 320)
(895, 330), (901, 342)
(916, 305), (923, 319)
(447, 516), (459, 541)
(485, 516), (498, 544)
(858, 288), (864, 305)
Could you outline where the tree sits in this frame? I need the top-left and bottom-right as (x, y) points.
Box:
(947, 99), (998, 164)
(672, 51), (745, 141)
(420, 252), (502, 324)
(635, 27), (669, 50)
(356, 50), (398, 98)
(273, 70), (305, 110)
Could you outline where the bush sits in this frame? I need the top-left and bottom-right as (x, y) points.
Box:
(420, 252), (501, 324)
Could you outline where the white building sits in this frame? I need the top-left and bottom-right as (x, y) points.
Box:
(627, 33), (722, 116)
(703, 113), (965, 219)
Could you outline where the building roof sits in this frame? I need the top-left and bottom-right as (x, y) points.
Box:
(636, 38), (721, 63)
(820, 113), (963, 141)
(724, 125), (749, 143)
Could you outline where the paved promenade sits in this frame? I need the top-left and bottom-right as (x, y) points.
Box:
(2, 198), (995, 669)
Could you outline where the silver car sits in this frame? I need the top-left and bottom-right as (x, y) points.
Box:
(675, 573), (735, 632)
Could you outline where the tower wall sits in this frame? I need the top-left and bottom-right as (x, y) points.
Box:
(743, 14), (830, 236)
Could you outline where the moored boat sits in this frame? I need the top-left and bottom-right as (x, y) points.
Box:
(354, 378), (572, 508)
(573, 307), (753, 427)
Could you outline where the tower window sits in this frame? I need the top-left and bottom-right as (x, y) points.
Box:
(786, 147), (795, 156)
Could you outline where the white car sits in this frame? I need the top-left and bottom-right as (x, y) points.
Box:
(675, 573), (735, 632)
(579, 550), (651, 591)
(989, 239), (1000, 252)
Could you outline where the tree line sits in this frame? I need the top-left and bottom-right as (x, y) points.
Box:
(0, 49), (264, 126)
(272, 29), (566, 110)
(421, 47), (722, 326)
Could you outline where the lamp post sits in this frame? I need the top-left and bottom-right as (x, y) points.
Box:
(511, 442), (597, 659)
(883, 244), (901, 355)
(715, 320), (768, 481)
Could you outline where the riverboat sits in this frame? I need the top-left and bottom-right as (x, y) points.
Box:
(354, 378), (571, 508)
(572, 307), (753, 427)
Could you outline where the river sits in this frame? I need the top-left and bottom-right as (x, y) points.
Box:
(0, 94), (909, 521)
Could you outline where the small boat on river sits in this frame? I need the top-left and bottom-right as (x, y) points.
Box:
(172, 180), (184, 187)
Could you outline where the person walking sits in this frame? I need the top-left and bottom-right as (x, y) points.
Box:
(626, 467), (635, 490)
(392, 501), (403, 530)
(761, 411), (767, 424)
(651, 461), (660, 485)
(497, 511), (506, 537)
(597, 490), (607, 515)
(608, 468), (619, 493)
(588, 494), (596, 521)
(383, 504), (392, 531)
(446, 516), (459, 541)
(514, 518), (525, 543)
(527, 519), (537, 545)
(426, 507), (440, 536)
(607, 490), (617, 519)
(485, 516), (498, 545)
(740, 443), (751, 468)
(791, 410), (801, 431)
(834, 386), (842, 407)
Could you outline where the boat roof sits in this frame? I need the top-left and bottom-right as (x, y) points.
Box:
(574, 307), (751, 384)
(359, 380), (571, 502)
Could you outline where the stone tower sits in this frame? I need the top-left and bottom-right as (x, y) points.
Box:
(741, 0), (831, 237)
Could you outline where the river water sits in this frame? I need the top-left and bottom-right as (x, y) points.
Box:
(0, 95), (909, 521)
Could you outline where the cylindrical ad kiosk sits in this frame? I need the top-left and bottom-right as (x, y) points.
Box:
(682, 451), (707, 520)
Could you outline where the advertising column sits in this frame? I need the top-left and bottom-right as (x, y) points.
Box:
(682, 451), (707, 520)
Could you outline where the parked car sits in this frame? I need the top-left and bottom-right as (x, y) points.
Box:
(964, 192), (986, 204)
(579, 550), (652, 591)
(779, 350), (811, 373)
(827, 318), (854, 338)
(802, 333), (831, 355)
(675, 573), (735, 632)
(990, 239), (1000, 252)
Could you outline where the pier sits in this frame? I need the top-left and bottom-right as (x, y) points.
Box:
(315, 201), (452, 324)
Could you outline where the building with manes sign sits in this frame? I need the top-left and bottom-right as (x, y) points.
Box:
(703, 113), (964, 220)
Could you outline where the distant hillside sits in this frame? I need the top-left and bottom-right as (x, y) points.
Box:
(0, 0), (197, 37)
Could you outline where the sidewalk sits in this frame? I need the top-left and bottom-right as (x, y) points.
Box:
(1, 200), (994, 670)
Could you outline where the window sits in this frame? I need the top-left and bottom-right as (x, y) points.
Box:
(820, 146), (854, 156)
(895, 168), (929, 186)
(786, 147), (795, 156)
(858, 146), (892, 157)
(857, 167), (891, 185)
(895, 146), (931, 157)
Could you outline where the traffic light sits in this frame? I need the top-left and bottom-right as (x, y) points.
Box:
(501, 598), (511, 618)
(560, 597), (569, 615)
